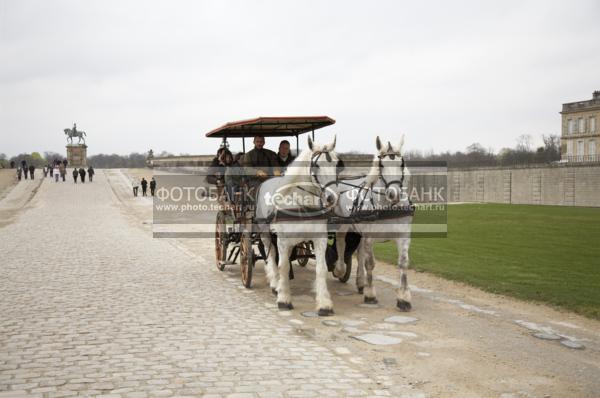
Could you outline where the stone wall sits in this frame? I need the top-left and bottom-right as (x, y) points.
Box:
(448, 163), (600, 207)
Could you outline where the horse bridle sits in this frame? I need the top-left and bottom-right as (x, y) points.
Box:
(309, 150), (339, 191)
(377, 152), (405, 190)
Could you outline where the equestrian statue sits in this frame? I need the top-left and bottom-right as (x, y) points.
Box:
(64, 123), (87, 145)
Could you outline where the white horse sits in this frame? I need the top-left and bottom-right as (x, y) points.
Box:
(333, 136), (414, 311)
(255, 136), (339, 315)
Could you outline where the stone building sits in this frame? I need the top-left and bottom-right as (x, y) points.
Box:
(560, 90), (600, 162)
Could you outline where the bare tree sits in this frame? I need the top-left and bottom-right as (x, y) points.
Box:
(516, 134), (532, 152)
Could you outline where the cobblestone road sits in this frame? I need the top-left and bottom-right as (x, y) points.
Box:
(0, 172), (398, 398)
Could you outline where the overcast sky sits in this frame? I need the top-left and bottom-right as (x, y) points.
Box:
(1, 0), (599, 156)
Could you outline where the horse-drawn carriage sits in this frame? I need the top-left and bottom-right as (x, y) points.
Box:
(206, 116), (415, 315)
(207, 116), (356, 289)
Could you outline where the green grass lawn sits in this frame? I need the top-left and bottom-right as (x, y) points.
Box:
(374, 203), (600, 320)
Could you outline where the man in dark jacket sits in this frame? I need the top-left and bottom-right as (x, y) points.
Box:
(79, 168), (86, 183)
(72, 168), (78, 183)
(28, 164), (35, 180)
(141, 178), (148, 196)
(87, 166), (95, 182)
(277, 140), (295, 169)
(150, 177), (156, 196)
(241, 135), (280, 184)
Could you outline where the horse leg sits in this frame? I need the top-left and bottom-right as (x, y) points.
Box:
(276, 239), (294, 310)
(313, 237), (334, 316)
(355, 238), (366, 294)
(362, 238), (378, 304)
(261, 236), (279, 295)
(333, 230), (346, 278)
(396, 236), (412, 311)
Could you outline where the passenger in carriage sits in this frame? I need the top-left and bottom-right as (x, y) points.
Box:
(206, 147), (232, 186)
(224, 152), (244, 200)
(276, 139), (295, 171)
(241, 135), (281, 184)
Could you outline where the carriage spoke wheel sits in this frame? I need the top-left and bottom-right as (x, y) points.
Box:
(240, 232), (254, 288)
(215, 211), (228, 271)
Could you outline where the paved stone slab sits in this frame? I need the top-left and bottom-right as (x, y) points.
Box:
(384, 315), (418, 324)
(341, 319), (367, 327)
(533, 332), (561, 341)
(560, 340), (585, 350)
(301, 311), (319, 318)
(351, 334), (403, 345)
(389, 331), (418, 338)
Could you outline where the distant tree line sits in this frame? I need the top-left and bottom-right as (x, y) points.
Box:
(1, 137), (560, 170)
(404, 134), (561, 168)
(0, 151), (173, 169)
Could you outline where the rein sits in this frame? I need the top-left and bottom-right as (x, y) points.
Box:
(342, 152), (406, 215)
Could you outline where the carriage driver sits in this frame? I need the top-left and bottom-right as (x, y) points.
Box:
(241, 135), (281, 182)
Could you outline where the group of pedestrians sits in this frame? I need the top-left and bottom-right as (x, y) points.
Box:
(132, 177), (156, 197)
(15, 158), (96, 184)
(72, 167), (95, 183)
(16, 160), (37, 181)
(49, 161), (68, 182)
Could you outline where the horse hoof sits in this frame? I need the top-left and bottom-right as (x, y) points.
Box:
(396, 300), (412, 312)
(364, 296), (378, 304)
(357, 287), (364, 294)
(271, 288), (277, 296)
(277, 302), (293, 310)
(318, 308), (334, 317)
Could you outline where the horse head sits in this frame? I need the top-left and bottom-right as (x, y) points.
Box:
(307, 135), (339, 206)
(283, 136), (339, 207)
(371, 135), (406, 204)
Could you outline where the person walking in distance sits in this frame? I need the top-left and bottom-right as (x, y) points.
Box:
(72, 168), (78, 183)
(150, 177), (156, 196)
(28, 164), (35, 180)
(132, 179), (139, 197)
(54, 165), (60, 182)
(21, 160), (28, 180)
(79, 167), (86, 183)
(16, 167), (22, 181)
(141, 178), (148, 196)
(59, 163), (66, 182)
(87, 166), (95, 182)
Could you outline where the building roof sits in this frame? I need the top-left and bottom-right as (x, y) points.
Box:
(561, 91), (600, 114)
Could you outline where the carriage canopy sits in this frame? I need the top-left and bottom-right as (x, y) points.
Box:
(205, 116), (335, 138)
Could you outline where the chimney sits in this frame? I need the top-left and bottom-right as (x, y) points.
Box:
(594, 90), (600, 100)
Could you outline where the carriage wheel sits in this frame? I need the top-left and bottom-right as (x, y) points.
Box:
(240, 232), (254, 288)
(215, 211), (228, 271)
(296, 242), (310, 267)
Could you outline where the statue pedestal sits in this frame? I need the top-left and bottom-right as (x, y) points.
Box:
(66, 144), (87, 167)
